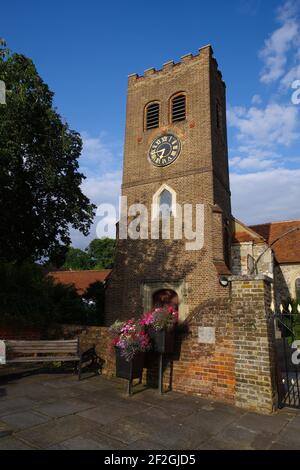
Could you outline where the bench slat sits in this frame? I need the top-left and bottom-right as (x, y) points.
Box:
(9, 347), (78, 352)
(7, 356), (80, 363)
(7, 341), (78, 346)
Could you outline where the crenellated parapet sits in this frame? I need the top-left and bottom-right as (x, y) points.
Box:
(128, 44), (225, 87)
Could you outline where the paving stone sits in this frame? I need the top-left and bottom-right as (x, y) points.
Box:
(35, 399), (94, 418)
(2, 373), (300, 450)
(235, 411), (292, 434)
(197, 438), (238, 450)
(181, 407), (239, 434)
(130, 389), (183, 406)
(275, 422), (300, 448)
(84, 391), (152, 412)
(126, 439), (168, 450)
(0, 397), (38, 417)
(215, 424), (262, 450)
(16, 415), (98, 448)
(101, 420), (148, 445)
(0, 421), (13, 438)
(78, 398), (149, 426)
(0, 436), (34, 450)
(104, 408), (208, 450)
(150, 395), (216, 419)
(270, 441), (300, 450)
(1, 411), (50, 431)
(48, 432), (126, 450)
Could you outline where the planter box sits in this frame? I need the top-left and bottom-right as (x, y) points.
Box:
(149, 328), (175, 354)
(115, 348), (144, 381)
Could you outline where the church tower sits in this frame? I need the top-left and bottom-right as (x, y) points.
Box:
(105, 45), (232, 324)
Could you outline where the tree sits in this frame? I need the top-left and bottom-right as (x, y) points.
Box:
(63, 247), (92, 271)
(0, 41), (95, 264)
(87, 238), (116, 269)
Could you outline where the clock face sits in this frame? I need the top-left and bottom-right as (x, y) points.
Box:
(149, 134), (181, 167)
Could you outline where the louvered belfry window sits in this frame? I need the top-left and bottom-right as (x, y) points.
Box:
(145, 102), (160, 130)
(171, 94), (186, 123)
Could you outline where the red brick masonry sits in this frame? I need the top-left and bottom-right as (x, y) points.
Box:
(0, 277), (277, 415)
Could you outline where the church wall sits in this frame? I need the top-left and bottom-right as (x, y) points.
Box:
(274, 263), (300, 302)
(231, 242), (273, 277)
(105, 46), (231, 325)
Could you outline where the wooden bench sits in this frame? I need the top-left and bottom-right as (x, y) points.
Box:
(5, 339), (84, 380)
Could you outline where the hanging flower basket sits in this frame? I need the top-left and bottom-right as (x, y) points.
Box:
(141, 306), (178, 354)
(110, 319), (151, 380)
(149, 328), (175, 354)
(115, 347), (144, 381)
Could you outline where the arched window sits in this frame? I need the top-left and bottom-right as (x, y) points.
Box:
(295, 279), (300, 300)
(171, 93), (186, 123)
(145, 102), (160, 130)
(159, 189), (172, 217)
(152, 184), (177, 219)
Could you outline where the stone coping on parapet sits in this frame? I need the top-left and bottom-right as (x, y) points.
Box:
(127, 44), (225, 86)
(228, 274), (274, 284)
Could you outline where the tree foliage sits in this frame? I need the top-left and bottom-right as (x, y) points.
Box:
(0, 41), (95, 264)
(0, 263), (102, 327)
(63, 247), (93, 271)
(61, 238), (116, 271)
(87, 238), (116, 269)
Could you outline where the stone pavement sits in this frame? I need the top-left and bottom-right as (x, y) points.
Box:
(0, 368), (300, 450)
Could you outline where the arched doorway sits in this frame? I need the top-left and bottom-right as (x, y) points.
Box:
(152, 289), (179, 310)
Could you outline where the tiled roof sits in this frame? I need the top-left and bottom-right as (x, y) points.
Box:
(250, 220), (300, 264)
(232, 218), (265, 244)
(49, 270), (111, 295)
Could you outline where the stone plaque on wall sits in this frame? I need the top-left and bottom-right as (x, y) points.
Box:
(198, 327), (216, 344)
(0, 340), (6, 365)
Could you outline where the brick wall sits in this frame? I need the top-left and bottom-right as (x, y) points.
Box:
(0, 325), (43, 340)
(230, 275), (277, 414)
(0, 277), (277, 414)
(48, 324), (116, 377)
(57, 277), (277, 414)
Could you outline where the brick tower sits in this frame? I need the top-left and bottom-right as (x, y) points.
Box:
(105, 45), (232, 324)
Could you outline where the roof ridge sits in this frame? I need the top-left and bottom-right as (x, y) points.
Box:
(250, 219), (300, 227)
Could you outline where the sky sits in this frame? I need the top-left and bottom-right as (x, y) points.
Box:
(1, 0), (300, 248)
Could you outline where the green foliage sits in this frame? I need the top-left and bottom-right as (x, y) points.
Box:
(63, 247), (93, 271)
(0, 263), (103, 327)
(61, 238), (116, 271)
(0, 41), (95, 264)
(87, 238), (116, 269)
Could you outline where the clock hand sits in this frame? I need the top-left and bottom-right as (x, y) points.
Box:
(155, 148), (166, 159)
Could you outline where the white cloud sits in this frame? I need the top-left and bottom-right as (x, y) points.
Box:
(280, 63), (300, 89)
(80, 132), (122, 176)
(70, 170), (122, 249)
(81, 171), (122, 207)
(70, 132), (123, 248)
(230, 156), (277, 171)
(231, 168), (300, 224)
(228, 103), (299, 149)
(259, 0), (300, 84)
(251, 94), (262, 105)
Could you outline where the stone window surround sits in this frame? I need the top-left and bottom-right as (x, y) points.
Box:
(141, 279), (189, 321)
(152, 183), (177, 220)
